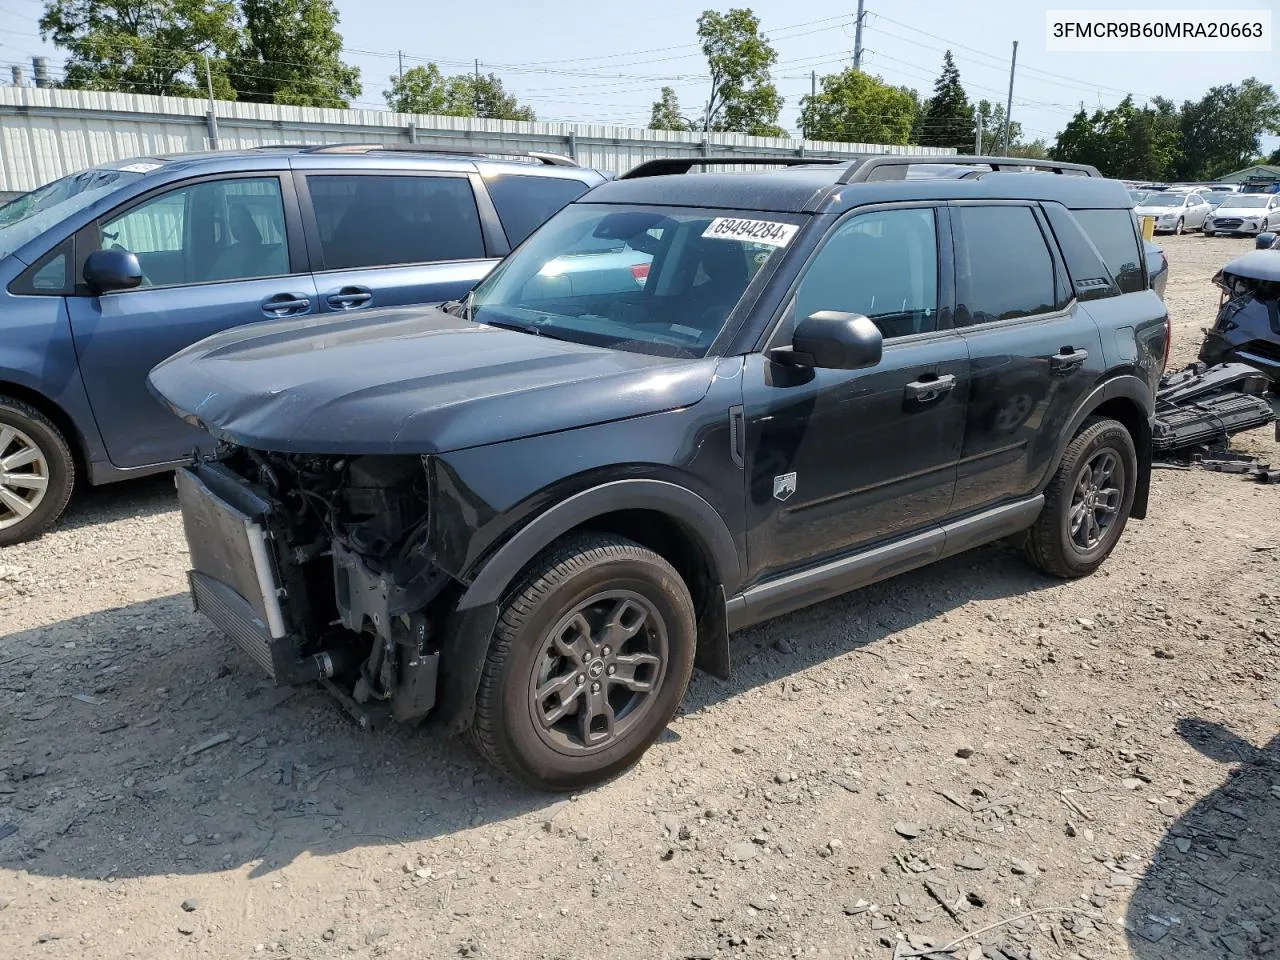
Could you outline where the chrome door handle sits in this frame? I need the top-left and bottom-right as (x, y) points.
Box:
(904, 374), (956, 402)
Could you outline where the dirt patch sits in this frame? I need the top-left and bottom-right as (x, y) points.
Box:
(1, 233), (1277, 959)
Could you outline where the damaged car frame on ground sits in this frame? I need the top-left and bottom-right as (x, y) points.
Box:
(150, 154), (1170, 791)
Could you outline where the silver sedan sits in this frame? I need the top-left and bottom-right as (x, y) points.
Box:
(1133, 192), (1213, 234)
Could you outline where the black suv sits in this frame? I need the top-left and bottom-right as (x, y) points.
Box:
(150, 155), (1169, 791)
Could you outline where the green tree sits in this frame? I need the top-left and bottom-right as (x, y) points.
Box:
(660, 8), (785, 136)
(385, 65), (534, 120)
(974, 99), (1020, 153)
(917, 51), (974, 152)
(1008, 139), (1049, 160)
(799, 68), (917, 144)
(384, 64), (453, 114)
(1051, 96), (1183, 179)
(40, 0), (242, 98)
(1176, 79), (1280, 179)
(1268, 145), (1280, 165)
(649, 86), (695, 131)
(235, 0), (360, 107)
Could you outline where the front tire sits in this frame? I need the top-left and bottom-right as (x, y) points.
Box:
(1203, 230), (1215, 238)
(1173, 218), (1184, 235)
(469, 533), (697, 791)
(1022, 417), (1137, 579)
(0, 397), (75, 547)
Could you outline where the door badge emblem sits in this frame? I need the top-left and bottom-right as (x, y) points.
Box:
(773, 472), (797, 502)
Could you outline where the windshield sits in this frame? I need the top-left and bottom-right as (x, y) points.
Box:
(1221, 195), (1269, 208)
(468, 203), (801, 357)
(0, 168), (141, 260)
(1141, 194), (1186, 208)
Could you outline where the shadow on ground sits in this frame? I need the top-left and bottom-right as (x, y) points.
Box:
(1, 537), (1056, 882)
(58, 471), (178, 531)
(1126, 718), (1279, 958)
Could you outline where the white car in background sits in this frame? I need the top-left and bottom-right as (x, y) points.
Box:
(1202, 193), (1280, 237)
(1133, 191), (1213, 234)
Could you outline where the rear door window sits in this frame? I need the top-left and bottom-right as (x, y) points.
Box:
(952, 205), (1060, 325)
(486, 174), (591, 246)
(1072, 209), (1145, 294)
(306, 174), (485, 270)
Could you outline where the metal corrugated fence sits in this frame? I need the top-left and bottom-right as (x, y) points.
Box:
(0, 87), (955, 194)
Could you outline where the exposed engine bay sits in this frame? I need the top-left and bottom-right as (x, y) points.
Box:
(181, 447), (453, 727)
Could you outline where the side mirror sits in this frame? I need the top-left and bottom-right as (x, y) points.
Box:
(770, 310), (883, 370)
(84, 248), (143, 294)
(1256, 231), (1277, 250)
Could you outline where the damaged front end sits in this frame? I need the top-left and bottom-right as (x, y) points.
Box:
(1198, 250), (1280, 382)
(177, 448), (452, 727)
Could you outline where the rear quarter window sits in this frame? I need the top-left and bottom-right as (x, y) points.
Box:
(486, 175), (591, 246)
(1072, 208), (1145, 294)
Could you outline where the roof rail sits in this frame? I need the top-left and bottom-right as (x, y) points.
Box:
(837, 155), (1101, 183)
(298, 142), (579, 166)
(619, 156), (846, 179)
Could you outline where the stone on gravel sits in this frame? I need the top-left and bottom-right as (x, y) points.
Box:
(180, 899), (198, 912)
(1122, 777), (1144, 791)
(894, 821), (923, 839)
(177, 922), (196, 936)
(1173, 837), (1192, 854)
(773, 638), (794, 655)
(955, 854), (987, 871)
(724, 841), (758, 863)
(843, 899), (873, 915)
(774, 770), (794, 784)
(1009, 858), (1034, 875)
(955, 746), (975, 759)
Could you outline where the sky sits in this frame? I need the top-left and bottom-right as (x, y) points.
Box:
(0, 0), (1276, 155)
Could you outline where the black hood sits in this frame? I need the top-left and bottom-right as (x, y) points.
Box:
(148, 306), (718, 455)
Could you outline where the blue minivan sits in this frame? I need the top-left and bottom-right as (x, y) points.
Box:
(0, 145), (605, 544)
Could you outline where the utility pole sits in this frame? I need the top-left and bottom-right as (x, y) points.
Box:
(1002, 39), (1017, 155)
(974, 106), (983, 155)
(398, 50), (404, 85)
(474, 58), (481, 117)
(853, 0), (866, 71)
(204, 54), (220, 150)
(811, 69), (816, 97)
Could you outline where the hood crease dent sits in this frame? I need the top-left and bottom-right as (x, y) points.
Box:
(147, 306), (718, 455)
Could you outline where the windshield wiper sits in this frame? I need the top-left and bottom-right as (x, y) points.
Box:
(480, 316), (543, 337)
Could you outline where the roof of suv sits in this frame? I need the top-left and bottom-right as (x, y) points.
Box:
(587, 155), (1133, 214)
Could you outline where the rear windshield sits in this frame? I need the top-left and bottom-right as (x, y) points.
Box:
(1141, 194), (1187, 208)
(468, 203), (804, 357)
(0, 168), (142, 260)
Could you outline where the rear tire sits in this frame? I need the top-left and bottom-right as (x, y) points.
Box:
(468, 533), (697, 792)
(0, 397), (75, 547)
(1022, 417), (1136, 579)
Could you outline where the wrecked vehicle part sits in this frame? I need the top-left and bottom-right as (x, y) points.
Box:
(1151, 391), (1275, 452)
(1152, 363), (1275, 455)
(1156, 362), (1272, 405)
(1198, 251), (1280, 381)
(179, 450), (451, 725)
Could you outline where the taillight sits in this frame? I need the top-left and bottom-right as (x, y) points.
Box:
(1162, 314), (1172, 372)
(630, 263), (650, 286)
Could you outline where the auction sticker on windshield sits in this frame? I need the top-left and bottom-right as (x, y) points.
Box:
(702, 217), (797, 247)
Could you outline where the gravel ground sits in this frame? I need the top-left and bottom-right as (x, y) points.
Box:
(1, 233), (1277, 960)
